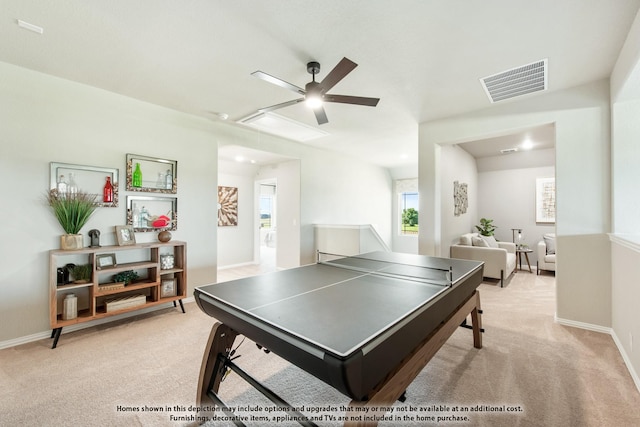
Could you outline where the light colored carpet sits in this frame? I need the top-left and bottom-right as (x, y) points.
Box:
(1, 271), (639, 427)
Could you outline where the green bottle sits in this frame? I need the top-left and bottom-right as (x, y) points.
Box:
(133, 163), (142, 187)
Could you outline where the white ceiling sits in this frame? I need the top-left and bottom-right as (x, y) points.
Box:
(459, 123), (556, 159)
(218, 144), (293, 166)
(2, 1), (638, 169)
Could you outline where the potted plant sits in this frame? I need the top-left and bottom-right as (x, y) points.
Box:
(47, 191), (98, 250)
(112, 270), (139, 286)
(70, 264), (92, 283)
(475, 218), (497, 236)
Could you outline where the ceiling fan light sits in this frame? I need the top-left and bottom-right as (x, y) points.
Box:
(305, 95), (323, 109)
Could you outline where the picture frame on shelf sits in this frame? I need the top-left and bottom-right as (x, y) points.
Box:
(115, 225), (136, 246)
(126, 154), (177, 194)
(127, 196), (177, 232)
(160, 278), (177, 298)
(49, 162), (119, 207)
(96, 253), (117, 270)
(160, 254), (175, 270)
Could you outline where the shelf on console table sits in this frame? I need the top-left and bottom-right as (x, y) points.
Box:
(49, 241), (187, 349)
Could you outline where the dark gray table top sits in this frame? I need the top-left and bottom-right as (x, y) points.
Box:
(196, 252), (482, 358)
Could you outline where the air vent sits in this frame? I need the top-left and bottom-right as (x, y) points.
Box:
(500, 148), (519, 154)
(481, 59), (547, 103)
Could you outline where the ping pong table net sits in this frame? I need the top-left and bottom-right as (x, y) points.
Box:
(316, 252), (453, 288)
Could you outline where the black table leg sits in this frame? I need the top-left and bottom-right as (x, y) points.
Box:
(173, 300), (186, 313)
(51, 327), (62, 349)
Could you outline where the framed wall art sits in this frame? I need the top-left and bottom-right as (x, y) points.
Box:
(454, 181), (468, 216)
(536, 177), (556, 224)
(126, 153), (177, 194)
(218, 186), (238, 227)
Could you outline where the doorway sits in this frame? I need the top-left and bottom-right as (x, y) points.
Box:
(257, 180), (277, 270)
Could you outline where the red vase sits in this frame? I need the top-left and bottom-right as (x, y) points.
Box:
(103, 176), (113, 203)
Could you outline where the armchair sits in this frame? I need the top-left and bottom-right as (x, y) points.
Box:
(537, 233), (556, 275)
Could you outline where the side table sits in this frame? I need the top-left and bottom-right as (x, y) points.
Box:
(516, 248), (533, 273)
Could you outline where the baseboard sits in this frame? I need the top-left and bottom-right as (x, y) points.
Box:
(556, 315), (640, 394)
(611, 330), (640, 394)
(0, 296), (195, 350)
(554, 315), (612, 334)
(0, 331), (53, 350)
(218, 261), (258, 270)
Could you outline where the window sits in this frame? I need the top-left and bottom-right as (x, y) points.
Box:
(400, 192), (419, 235)
(396, 179), (419, 236)
(259, 184), (276, 229)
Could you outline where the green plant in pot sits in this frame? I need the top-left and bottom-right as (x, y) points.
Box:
(47, 191), (98, 250)
(113, 270), (139, 286)
(70, 264), (92, 284)
(475, 218), (497, 236)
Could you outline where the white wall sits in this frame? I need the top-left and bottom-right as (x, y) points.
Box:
(0, 62), (218, 343)
(477, 167), (556, 266)
(217, 159), (258, 267)
(610, 9), (640, 390)
(419, 79), (612, 328)
(611, 9), (640, 102)
(611, 99), (640, 234)
(439, 144), (478, 253)
(299, 151), (392, 264)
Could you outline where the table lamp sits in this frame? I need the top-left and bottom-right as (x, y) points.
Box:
(511, 228), (522, 249)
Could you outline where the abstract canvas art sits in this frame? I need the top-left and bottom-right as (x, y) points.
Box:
(218, 186), (238, 226)
(454, 181), (468, 216)
(536, 178), (555, 223)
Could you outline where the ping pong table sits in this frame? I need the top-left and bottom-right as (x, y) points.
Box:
(195, 251), (484, 426)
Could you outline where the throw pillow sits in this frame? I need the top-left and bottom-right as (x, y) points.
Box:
(472, 236), (488, 247)
(460, 233), (474, 246)
(481, 235), (500, 248)
(544, 235), (556, 254)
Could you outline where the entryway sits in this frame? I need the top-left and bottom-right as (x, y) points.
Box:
(257, 180), (277, 271)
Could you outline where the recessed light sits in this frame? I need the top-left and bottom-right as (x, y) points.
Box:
(17, 19), (43, 34)
(234, 156), (245, 162)
(522, 139), (533, 150)
(500, 148), (519, 154)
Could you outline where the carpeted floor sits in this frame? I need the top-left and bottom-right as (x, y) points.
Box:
(1, 270), (639, 426)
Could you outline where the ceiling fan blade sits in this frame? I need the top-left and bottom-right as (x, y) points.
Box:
(252, 71), (306, 95)
(317, 57), (357, 93)
(314, 106), (328, 125)
(324, 94), (380, 107)
(258, 98), (304, 113)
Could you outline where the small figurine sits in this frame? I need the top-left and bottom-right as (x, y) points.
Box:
(88, 229), (101, 248)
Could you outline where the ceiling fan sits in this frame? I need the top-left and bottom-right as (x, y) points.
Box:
(251, 57), (380, 125)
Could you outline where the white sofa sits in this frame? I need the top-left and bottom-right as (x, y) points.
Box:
(537, 233), (556, 275)
(450, 233), (516, 287)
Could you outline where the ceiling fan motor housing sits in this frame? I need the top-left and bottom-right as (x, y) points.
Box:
(305, 80), (321, 94)
(307, 61), (321, 76)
